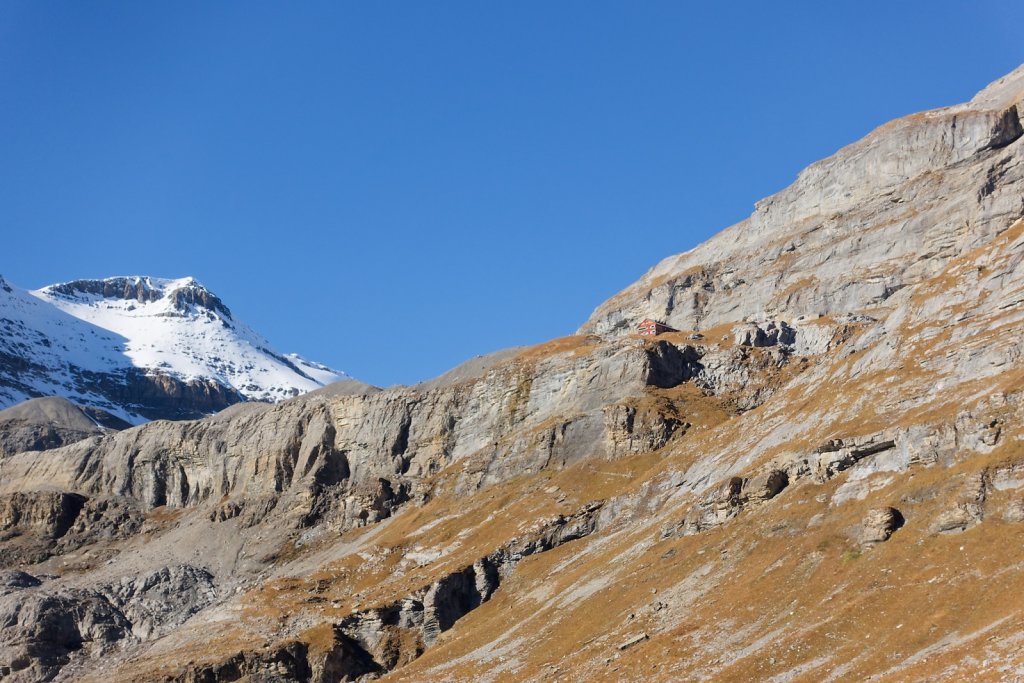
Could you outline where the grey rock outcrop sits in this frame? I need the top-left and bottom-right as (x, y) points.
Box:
(0, 589), (131, 681)
(1005, 500), (1024, 523)
(0, 565), (216, 680)
(859, 507), (904, 545)
(732, 320), (795, 348)
(932, 471), (989, 533)
(604, 399), (684, 457)
(669, 468), (790, 536)
(99, 565), (217, 640)
(813, 436), (898, 483)
(0, 570), (41, 596)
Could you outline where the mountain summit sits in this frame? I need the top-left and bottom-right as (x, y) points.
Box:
(0, 275), (348, 422)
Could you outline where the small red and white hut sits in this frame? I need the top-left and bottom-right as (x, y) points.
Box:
(637, 318), (678, 336)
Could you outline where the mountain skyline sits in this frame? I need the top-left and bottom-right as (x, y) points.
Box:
(3, 3), (1022, 387)
(3, 62), (1023, 679)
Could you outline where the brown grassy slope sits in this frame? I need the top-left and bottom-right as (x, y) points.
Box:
(96, 221), (1024, 682)
(379, 437), (1024, 683)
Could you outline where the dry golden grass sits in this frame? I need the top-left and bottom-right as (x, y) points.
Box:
(384, 438), (1024, 682)
(514, 335), (603, 363)
(92, 219), (1024, 681)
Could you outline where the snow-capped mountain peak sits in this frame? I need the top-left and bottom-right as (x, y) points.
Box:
(0, 274), (350, 423)
(41, 276), (234, 320)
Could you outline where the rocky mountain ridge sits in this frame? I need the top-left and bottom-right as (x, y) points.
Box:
(580, 66), (1023, 339)
(0, 275), (348, 423)
(44, 277), (234, 318)
(1, 65), (1024, 682)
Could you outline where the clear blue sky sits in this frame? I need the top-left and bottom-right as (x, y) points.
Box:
(1, 3), (1021, 387)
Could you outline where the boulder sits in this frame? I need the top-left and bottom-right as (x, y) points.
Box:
(859, 507), (904, 545)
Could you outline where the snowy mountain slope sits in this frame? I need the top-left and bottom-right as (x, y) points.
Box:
(0, 274), (348, 422)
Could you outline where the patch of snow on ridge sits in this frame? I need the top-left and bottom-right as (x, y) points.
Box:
(285, 353), (346, 386)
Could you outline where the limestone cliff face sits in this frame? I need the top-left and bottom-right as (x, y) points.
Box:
(580, 67), (1024, 341)
(0, 338), (707, 524)
(3, 66), (1024, 683)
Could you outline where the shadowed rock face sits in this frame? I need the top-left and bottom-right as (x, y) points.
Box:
(2, 66), (1024, 682)
(0, 371), (247, 426)
(0, 491), (86, 538)
(84, 369), (246, 421)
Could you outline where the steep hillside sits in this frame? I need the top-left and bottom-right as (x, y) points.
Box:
(580, 66), (1024, 340)
(0, 275), (348, 423)
(1, 66), (1023, 682)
